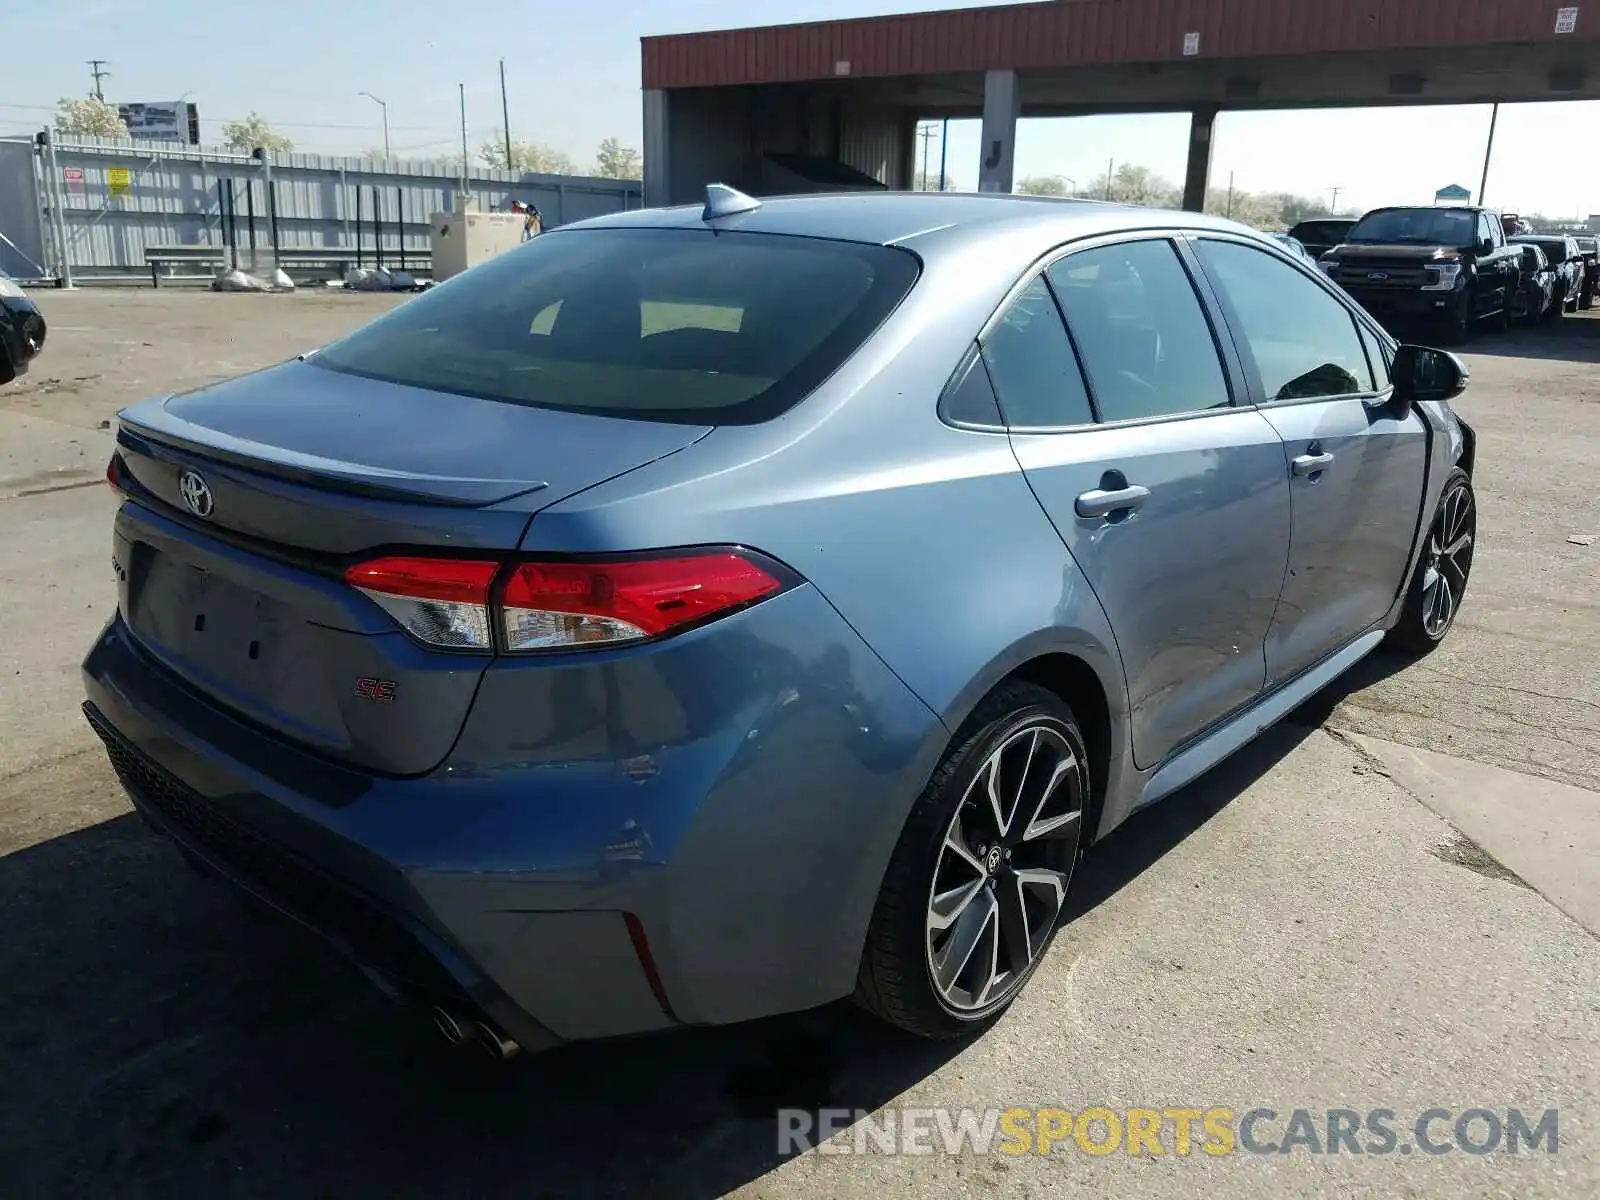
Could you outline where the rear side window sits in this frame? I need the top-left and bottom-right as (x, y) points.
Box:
(1047, 239), (1231, 422)
(312, 228), (919, 424)
(1195, 239), (1374, 400)
(979, 277), (1094, 428)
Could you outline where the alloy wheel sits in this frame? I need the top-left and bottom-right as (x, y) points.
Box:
(1421, 482), (1475, 638)
(925, 723), (1085, 1014)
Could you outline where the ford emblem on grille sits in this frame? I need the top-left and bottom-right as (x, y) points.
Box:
(178, 469), (214, 518)
(1367, 271), (1390, 281)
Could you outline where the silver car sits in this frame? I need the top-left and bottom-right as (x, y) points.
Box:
(86, 189), (1476, 1053)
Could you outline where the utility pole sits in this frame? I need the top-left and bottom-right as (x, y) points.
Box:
(86, 60), (110, 102)
(1328, 185), (1342, 213)
(1226, 171), (1235, 219)
(917, 124), (936, 190)
(359, 92), (390, 166)
(938, 117), (948, 191)
(458, 83), (470, 200)
(1477, 102), (1500, 207)
(1105, 157), (1114, 199)
(499, 59), (513, 171)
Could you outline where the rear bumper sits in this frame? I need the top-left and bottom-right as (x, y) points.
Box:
(82, 584), (946, 1045)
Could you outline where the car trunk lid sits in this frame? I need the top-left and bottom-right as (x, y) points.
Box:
(110, 361), (711, 775)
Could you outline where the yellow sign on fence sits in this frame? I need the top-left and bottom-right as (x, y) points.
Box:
(107, 167), (131, 196)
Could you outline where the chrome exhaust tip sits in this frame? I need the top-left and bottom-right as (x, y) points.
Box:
(472, 1019), (521, 1060)
(432, 1005), (473, 1046)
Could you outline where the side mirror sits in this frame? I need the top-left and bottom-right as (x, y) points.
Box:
(1392, 344), (1469, 407)
(1479, 238), (1495, 255)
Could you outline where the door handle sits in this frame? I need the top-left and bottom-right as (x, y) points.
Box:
(1075, 484), (1151, 519)
(1291, 452), (1335, 477)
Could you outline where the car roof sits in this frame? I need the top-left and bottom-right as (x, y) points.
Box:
(562, 190), (1262, 253)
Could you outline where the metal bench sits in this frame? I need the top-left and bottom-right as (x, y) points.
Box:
(146, 246), (227, 288)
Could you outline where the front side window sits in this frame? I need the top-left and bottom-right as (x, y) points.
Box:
(1047, 239), (1231, 422)
(1195, 239), (1374, 401)
(313, 228), (919, 424)
(1359, 323), (1391, 390)
(979, 277), (1094, 428)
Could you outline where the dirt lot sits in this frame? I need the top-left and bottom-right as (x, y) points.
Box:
(1, 289), (1597, 1199)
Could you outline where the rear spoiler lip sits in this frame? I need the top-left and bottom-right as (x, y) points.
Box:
(116, 408), (549, 509)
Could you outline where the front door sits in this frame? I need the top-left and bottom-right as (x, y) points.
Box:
(980, 236), (1292, 769)
(1190, 236), (1430, 685)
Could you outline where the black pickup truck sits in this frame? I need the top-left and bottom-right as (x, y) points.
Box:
(1317, 205), (1522, 344)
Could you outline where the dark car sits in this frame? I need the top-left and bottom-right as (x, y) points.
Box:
(1510, 235), (1584, 315)
(1572, 235), (1599, 308)
(0, 274), (47, 384)
(1318, 206), (1521, 344)
(1509, 243), (1558, 325)
(1286, 218), (1356, 260)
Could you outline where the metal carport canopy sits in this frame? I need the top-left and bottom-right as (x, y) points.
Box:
(639, 1), (1600, 205)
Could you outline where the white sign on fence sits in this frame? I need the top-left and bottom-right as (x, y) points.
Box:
(1182, 31), (1201, 56)
(116, 101), (196, 143)
(1555, 7), (1579, 34)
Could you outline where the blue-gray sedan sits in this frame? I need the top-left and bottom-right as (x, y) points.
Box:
(85, 188), (1477, 1055)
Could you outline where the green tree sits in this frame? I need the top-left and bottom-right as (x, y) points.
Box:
(591, 137), (641, 180)
(1015, 175), (1072, 197)
(221, 113), (293, 154)
(53, 97), (128, 138)
(481, 133), (575, 175)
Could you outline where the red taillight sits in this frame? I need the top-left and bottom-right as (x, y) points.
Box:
(343, 556), (500, 650)
(500, 552), (785, 651)
(106, 453), (123, 495)
(343, 549), (788, 653)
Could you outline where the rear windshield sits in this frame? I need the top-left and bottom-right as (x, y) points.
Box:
(1346, 209), (1477, 247)
(311, 227), (919, 424)
(1289, 221), (1352, 243)
(1516, 238), (1569, 259)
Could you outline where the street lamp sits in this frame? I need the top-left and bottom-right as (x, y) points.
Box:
(359, 92), (390, 166)
(1062, 176), (1078, 197)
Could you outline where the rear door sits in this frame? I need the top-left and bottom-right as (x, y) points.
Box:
(989, 234), (1292, 769)
(1190, 235), (1428, 687)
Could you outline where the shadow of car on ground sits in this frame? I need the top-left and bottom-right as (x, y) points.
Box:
(0, 652), (1415, 1198)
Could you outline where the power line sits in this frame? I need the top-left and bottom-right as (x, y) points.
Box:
(86, 60), (110, 102)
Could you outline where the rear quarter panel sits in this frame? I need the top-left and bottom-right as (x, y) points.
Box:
(522, 231), (1134, 829)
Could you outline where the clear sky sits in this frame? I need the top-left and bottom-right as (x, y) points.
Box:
(5, 0), (1598, 217)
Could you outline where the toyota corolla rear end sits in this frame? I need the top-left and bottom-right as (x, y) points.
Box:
(82, 218), (942, 1054)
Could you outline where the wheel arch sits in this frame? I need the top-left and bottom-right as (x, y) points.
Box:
(941, 635), (1129, 844)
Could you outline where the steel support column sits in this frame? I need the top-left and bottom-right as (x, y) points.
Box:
(978, 70), (1020, 194)
(1181, 106), (1218, 213)
(642, 89), (670, 206)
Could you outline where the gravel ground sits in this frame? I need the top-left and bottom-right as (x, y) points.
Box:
(0, 289), (1595, 1199)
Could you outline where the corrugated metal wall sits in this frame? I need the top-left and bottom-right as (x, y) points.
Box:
(644, 0), (1590, 89)
(0, 135), (641, 280)
(660, 88), (910, 204)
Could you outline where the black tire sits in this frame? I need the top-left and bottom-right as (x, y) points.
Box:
(855, 682), (1090, 1040)
(1438, 296), (1471, 346)
(1582, 286), (1595, 312)
(1549, 296), (1565, 322)
(1388, 467), (1475, 655)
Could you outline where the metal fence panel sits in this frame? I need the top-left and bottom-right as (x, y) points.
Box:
(0, 134), (642, 280)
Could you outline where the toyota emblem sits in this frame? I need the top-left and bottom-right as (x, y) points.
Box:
(178, 469), (214, 518)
